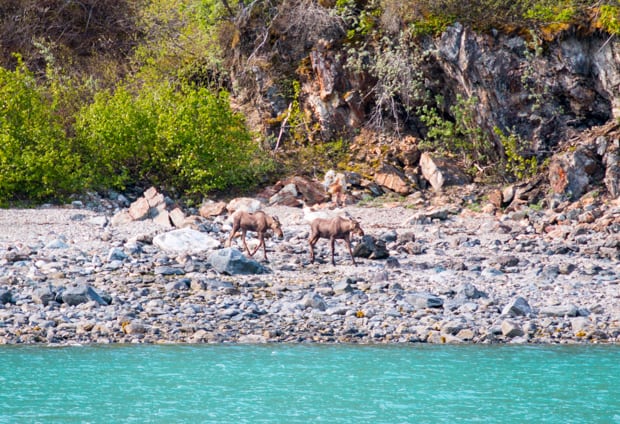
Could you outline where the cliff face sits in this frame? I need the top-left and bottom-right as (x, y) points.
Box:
(306, 25), (619, 142)
(430, 25), (619, 149)
(256, 24), (620, 202)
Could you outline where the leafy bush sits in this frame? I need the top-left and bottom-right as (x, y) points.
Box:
(345, 31), (428, 130)
(417, 94), (495, 174)
(597, 4), (620, 35)
(74, 85), (158, 190)
(75, 80), (273, 197)
(0, 59), (81, 203)
(522, 0), (575, 23)
(493, 127), (538, 180)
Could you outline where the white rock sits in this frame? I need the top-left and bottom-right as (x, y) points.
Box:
(153, 228), (220, 253)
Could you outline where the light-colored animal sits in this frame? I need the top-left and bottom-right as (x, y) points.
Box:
(226, 210), (283, 260)
(308, 216), (364, 266)
(323, 170), (348, 207)
(302, 203), (350, 224)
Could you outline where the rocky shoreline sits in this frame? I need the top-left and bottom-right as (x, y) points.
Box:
(0, 191), (619, 346)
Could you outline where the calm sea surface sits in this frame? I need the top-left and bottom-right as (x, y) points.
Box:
(0, 344), (618, 423)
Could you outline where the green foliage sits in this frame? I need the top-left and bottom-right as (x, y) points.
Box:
(598, 5), (620, 35)
(291, 138), (350, 175)
(418, 94), (494, 173)
(286, 80), (309, 146)
(521, 31), (547, 113)
(133, 0), (224, 89)
(523, 1), (575, 23)
(74, 85), (158, 190)
(0, 58), (81, 203)
(337, 0), (380, 40)
(494, 127), (538, 180)
(75, 80), (272, 197)
(385, 0), (615, 36)
(410, 14), (455, 36)
(345, 31), (428, 130)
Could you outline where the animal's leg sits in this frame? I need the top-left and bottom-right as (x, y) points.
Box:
(345, 235), (357, 265)
(330, 237), (337, 266)
(226, 224), (239, 248)
(251, 233), (267, 260)
(309, 234), (318, 263)
(241, 230), (253, 256)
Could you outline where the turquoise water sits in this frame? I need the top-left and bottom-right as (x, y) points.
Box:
(0, 344), (618, 423)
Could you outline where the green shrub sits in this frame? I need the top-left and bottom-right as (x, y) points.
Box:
(523, 1), (575, 23)
(598, 4), (620, 35)
(156, 88), (274, 196)
(74, 85), (159, 190)
(417, 94), (494, 174)
(75, 80), (272, 197)
(493, 127), (538, 180)
(0, 59), (81, 203)
(410, 14), (455, 36)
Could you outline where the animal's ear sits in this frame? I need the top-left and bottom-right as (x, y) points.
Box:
(273, 215), (280, 223)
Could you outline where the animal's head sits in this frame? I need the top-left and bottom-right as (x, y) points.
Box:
(270, 215), (284, 238)
(350, 218), (364, 237)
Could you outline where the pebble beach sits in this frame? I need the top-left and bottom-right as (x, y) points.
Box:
(0, 194), (619, 345)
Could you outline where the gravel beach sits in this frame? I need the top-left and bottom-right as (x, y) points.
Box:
(0, 194), (618, 345)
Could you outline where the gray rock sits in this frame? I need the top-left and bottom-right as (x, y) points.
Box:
(46, 239), (69, 249)
(379, 230), (398, 243)
(539, 304), (579, 317)
(501, 320), (525, 338)
(333, 279), (354, 295)
(352, 235), (389, 260)
(61, 285), (107, 306)
(32, 286), (55, 306)
(155, 266), (185, 276)
(0, 289), (13, 304)
(165, 279), (190, 291)
(207, 248), (270, 275)
(502, 296), (531, 317)
(455, 282), (487, 301)
(405, 292), (444, 309)
(303, 293), (327, 311)
(107, 248), (128, 262)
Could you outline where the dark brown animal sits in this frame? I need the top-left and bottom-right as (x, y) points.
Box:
(308, 216), (364, 266)
(226, 210), (283, 260)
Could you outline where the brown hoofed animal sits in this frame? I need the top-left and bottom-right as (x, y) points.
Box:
(309, 216), (364, 266)
(226, 211), (284, 260)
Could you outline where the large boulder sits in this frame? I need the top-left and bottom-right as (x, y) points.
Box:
(61, 285), (107, 306)
(548, 147), (600, 200)
(352, 235), (390, 260)
(153, 228), (220, 253)
(199, 200), (228, 218)
(269, 183), (301, 207)
(207, 248), (270, 275)
(226, 197), (262, 214)
(420, 153), (470, 191)
(501, 296), (531, 317)
(374, 163), (411, 195)
(270, 176), (330, 206)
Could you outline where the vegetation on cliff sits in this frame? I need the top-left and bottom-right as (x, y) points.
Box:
(0, 0), (618, 204)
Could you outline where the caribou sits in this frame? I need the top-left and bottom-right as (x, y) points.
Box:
(226, 210), (283, 260)
(308, 215), (364, 266)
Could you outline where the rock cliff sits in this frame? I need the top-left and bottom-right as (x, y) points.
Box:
(240, 22), (620, 203)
